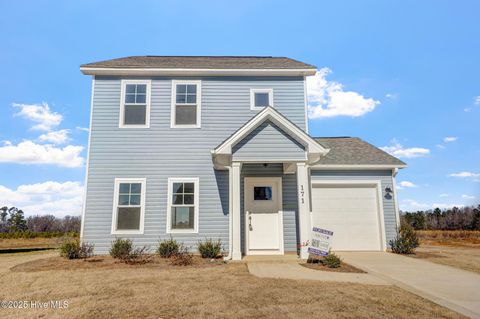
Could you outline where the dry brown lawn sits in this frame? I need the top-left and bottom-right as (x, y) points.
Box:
(301, 261), (365, 273)
(407, 231), (480, 274)
(0, 251), (465, 319)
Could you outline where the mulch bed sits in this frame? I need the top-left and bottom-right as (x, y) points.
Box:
(300, 262), (366, 273)
(10, 255), (227, 272)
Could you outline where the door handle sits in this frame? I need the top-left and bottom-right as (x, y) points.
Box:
(248, 215), (252, 231)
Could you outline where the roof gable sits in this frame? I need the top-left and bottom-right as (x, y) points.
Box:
(212, 107), (329, 167)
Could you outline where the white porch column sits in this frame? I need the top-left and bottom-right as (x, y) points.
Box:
(231, 162), (242, 260)
(297, 162), (311, 259)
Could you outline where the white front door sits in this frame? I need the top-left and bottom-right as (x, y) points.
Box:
(244, 177), (283, 255)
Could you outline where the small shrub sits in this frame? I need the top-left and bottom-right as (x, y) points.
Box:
(122, 246), (153, 265)
(60, 240), (95, 259)
(390, 224), (420, 254)
(170, 247), (194, 266)
(110, 238), (132, 259)
(197, 238), (222, 259)
(60, 240), (81, 259)
(157, 237), (180, 258)
(79, 242), (95, 259)
(322, 251), (341, 268)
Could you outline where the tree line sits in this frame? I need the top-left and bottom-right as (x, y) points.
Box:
(0, 206), (81, 234)
(401, 205), (480, 230)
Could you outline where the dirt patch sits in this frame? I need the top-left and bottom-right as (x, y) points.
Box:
(11, 254), (226, 272)
(416, 230), (480, 248)
(301, 261), (366, 273)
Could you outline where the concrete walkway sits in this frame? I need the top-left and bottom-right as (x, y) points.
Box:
(339, 252), (480, 319)
(246, 255), (389, 285)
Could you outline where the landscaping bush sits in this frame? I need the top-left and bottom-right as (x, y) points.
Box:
(121, 246), (152, 265)
(322, 251), (341, 268)
(60, 240), (81, 259)
(389, 224), (420, 254)
(110, 238), (133, 259)
(170, 246), (193, 266)
(60, 240), (95, 259)
(157, 237), (180, 258)
(197, 238), (222, 259)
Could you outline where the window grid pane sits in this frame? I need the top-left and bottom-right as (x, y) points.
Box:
(118, 183), (142, 207)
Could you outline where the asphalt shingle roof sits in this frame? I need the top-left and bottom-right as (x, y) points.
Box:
(315, 137), (406, 166)
(80, 56), (316, 70)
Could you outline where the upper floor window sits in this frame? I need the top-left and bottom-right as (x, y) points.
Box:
(120, 80), (151, 128)
(171, 80), (201, 128)
(250, 88), (273, 110)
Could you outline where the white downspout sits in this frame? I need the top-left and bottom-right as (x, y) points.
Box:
(224, 166), (233, 260)
(392, 168), (401, 230)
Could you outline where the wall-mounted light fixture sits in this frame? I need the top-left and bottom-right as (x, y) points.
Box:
(385, 186), (393, 194)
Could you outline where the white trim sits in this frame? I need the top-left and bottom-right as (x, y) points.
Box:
(303, 76), (309, 134)
(170, 80), (202, 128)
(310, 179), (387, 251)
(80, 67), (317, 77)
(244, 177), (284, 256)
(119, 79), (151, 128)
(250, 88), (273, 111)
(310, 164), (407, 170)
(231, 163), (242, 260)
(212, 107), (329, 166)
(166, 177), (200, 234)
(111, 178), (146, 235)
(80, 76), (95, 240)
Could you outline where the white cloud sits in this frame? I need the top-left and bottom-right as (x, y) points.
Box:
(436, 144), (446, 149)
(401, 199), (429, 210)
(38, 129), (70, 144)
(464, 108), (472, 112)
(398, 181), (418, 188)
(443, 136), (458, 143)
(0, 181), (83, 217)
(475, 96), (480, 105)
(439, 193), (450, 198)
(13, 102), (63, 131)
(0, 140), (84, 167)
(307, 68), (380, 118)
(385, 93), (398, 99)
(76, 127), (89, 132)
(380, 140), (430, 158)
(462, 194), (475, 199)
(449, 171), (480, 178)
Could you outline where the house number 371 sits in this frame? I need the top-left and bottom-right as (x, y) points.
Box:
(300, 185), (305, 204)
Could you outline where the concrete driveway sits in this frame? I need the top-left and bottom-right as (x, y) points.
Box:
(339, 252), (480, 319)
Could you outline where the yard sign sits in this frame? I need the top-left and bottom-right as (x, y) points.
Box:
(307, 227), (334, 256)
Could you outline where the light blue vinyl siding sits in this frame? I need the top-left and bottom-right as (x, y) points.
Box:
(83, 76), (306, 254)
(310, 170), (398, 246)
(240, 163), (299, 253)
(233, 120), (305, 161)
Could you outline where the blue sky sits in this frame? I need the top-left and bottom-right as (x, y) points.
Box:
(0, 0), (478, 216)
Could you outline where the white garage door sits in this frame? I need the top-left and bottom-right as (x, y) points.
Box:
(311, 183), (383, 251)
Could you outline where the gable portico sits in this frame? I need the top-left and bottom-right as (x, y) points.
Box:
(212, 107), (329, 260)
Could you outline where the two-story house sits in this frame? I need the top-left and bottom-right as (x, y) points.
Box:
(80, 56), (405, 260)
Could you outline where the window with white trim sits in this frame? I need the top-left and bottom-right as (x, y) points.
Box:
(171, 80), (201, 128)
(112, 178), (146, 234)
(120, 80), (151, 127)
(167, 178), (199, 233)
(250, 88), (273, 110)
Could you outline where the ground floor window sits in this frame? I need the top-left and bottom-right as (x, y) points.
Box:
(111, 178), (146, 234)
(167, 177), (199, 233)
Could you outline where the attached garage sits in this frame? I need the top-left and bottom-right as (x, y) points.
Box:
(310, 181), (386, 251)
